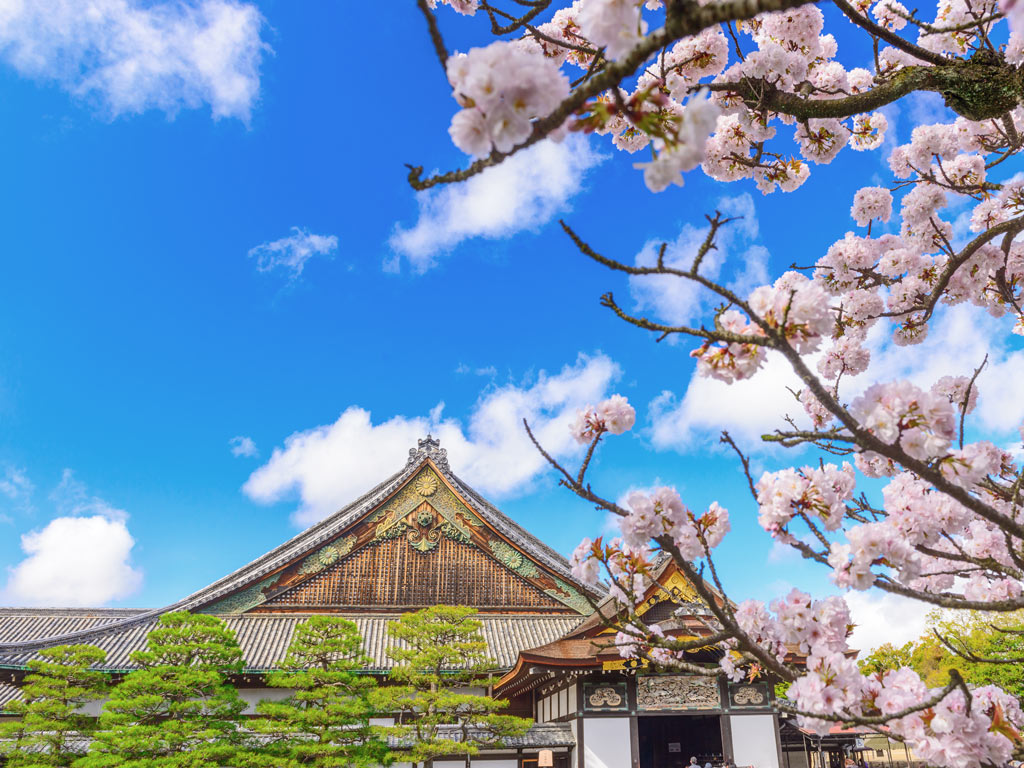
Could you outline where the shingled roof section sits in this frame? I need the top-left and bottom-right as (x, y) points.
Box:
(0, 611), (582, 672)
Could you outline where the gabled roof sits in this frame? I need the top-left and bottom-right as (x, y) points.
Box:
(0, 438), (600, 660)
(494, 555), (729, 696)
(560, 552), (725, 639)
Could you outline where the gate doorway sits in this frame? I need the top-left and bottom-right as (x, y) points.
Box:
(638, 715), (724, 768)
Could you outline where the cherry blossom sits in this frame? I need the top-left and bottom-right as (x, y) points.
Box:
(570, 395), (637, 444)
(418, 0), (1024, 760)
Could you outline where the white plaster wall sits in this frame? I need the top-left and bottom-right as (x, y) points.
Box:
(435, 761), (517, 768)
(238, 687), (293, 715)
(77, 698), (107, 717)
(558, 688), (568, 718)
(583, 716), (632, 768)
(567, 684), (577, 714)
(730, 715), (780, 768)
(453, 686), (488, 696)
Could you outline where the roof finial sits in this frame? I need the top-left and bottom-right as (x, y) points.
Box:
(407, 434), (449, 471)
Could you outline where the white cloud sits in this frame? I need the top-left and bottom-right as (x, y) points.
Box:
(455, 363), (498, 377)
(244, 353), (621, 526)
(907, 91), (951, 127)
(846, 590), (931, 654)
(648, 350), (808, 452)
(50, 468), (128, 522)
(229, 435), (258, 457)
(628, 193), (764, 328)
(2, 472), (141, 607)
(248, 228), (338, 279)
(0, 466), (33, 505)
(3, 516), (143, 607)
(388, 136), (604, 273)
(864, 305), (1024, 438)
(648, 300), (1024, 456)
(0, 0), (266, 121)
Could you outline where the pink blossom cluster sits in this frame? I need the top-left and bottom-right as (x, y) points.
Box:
(748, 272), (833, 353)
(692, 273), (832, 383)
(792, 666), (1024, 768)
(723, 589), (852, 676)
(577, 0), (661, 61)
(755, 463), (856, 535)
(620, 486), (730, 557)
(849, 380), (957, 460)
(690, 309), (766, 382)
(850, 186), (892, 226)
(569, 394), (636, 444)
(570, 536), (654, 605)
(446, 41), (570, 158)
(428, 0), (479, 14)
(731, 590), (1024, 764)
(632, 90), (722, 192)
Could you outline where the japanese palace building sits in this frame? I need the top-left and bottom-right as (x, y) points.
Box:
(0, 437), (786, 768)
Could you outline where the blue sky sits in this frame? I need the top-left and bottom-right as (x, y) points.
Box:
(1, 0), (1022, 651)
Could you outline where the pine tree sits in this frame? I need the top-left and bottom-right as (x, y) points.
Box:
(0, 644), (107, 767)
(242, 615), (387, 768)
(77, 612), (245, 768)
(374, 605), (531, 768)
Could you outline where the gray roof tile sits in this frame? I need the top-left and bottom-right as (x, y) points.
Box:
(0, 612), (581, 672)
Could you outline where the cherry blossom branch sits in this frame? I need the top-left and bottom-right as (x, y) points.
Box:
(831, 0), (951, 65)
(407, 0), (823, 190)
(879, 216), (1024, 321)
(709, 56), (1022, 123)
(415, 0), (450, 73)
(776, 668), (974, 723)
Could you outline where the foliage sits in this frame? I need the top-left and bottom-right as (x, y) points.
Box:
(0, 645), (107, 768)
(858, 642), (917, 678)
(77, 611), (245, 768)
(859, 612), (1024, 700)
(373, 605), (532, 765)
(241, 615), (388, 768)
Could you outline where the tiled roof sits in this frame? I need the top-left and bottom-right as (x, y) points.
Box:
(397, 722), (575, 748)
(0, 682), (21, 711)
(0, 611), (582, 672)
(0, 723), (575, 753)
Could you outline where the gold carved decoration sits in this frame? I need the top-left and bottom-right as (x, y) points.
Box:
(637, 675), (721, 711)
(732, 684), (767, 706)
(602, 657), (649, 671)
(414, 473), (438, 497)
(370, 467), (483, 554)
(297, 535), (357, 576)
(588, 687), (623, 707)
(636, 571), (700, 618)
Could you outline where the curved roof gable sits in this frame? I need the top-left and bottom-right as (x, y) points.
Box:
(0, 437), (600, 656)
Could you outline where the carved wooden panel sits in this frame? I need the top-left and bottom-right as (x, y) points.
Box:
(728, 681), (770, 708)
(255, 535), (573, 612)
(582, 682), (629, 712)
(636, 675), (722, 711)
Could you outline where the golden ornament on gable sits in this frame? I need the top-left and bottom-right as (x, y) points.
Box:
(414, 472), (439, 496)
